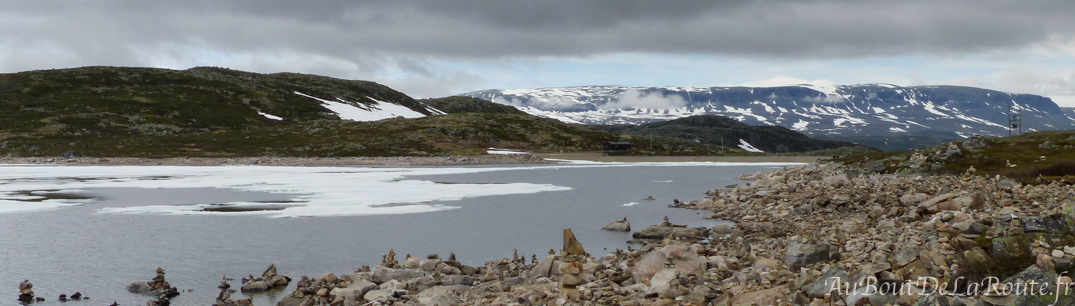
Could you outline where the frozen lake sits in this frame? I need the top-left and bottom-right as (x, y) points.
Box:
(0, 162), (797, 305)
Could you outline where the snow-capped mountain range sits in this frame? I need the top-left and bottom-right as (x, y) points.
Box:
(461, 84), (1075, 138)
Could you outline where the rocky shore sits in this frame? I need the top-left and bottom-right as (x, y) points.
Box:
(0, 154), (549, 166)
(15, 161), (1075, 306)
(231, 162), (1072, 306)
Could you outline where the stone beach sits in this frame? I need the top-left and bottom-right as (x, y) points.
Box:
(237, 161), (1073, 306)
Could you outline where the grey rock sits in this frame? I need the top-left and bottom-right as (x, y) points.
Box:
(363, 289), (391, 303)
(786, 241), (831, 270)
(822, 174), (849, 186)
(1022, 214), (1075, 233)
(527, 254), (559, 279)
(912, 291), (951, 306)
(602, 218), (631, 232)
(900, 193), (930, 206)
(275, 296), (313, 306)
(645, 269), (678, 297)
(801, 268), (848, 298)
(127, 281), (153, 294)
(372, 266), (428, 284)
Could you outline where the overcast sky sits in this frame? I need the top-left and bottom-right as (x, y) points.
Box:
(4, 0), (1075, 106)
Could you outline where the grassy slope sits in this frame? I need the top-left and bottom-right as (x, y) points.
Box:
(0, 66), (428, 137)
(838, 130), (1075, 184)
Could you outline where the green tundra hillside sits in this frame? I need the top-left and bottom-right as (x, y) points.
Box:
(0, 66), (746, 157)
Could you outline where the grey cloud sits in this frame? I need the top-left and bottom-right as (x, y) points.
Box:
(4, 0), (1074, 64)
(2, 0), (1075, 103)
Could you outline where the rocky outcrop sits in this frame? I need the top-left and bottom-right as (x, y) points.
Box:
(602, 217), (631, 232)
(239, 264), (290, 292)
(213, 275), (252, 306)
(127, 268), (180, 306)
(629, 217), (709, 243)
(785, 240), (831, 270)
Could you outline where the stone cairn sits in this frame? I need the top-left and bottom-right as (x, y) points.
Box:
(559, 228), (587, 303)
(126, 267), (179, 306)
(239, 264), (291, 292)
(17, 280), (34, 303)
(214, 275), (252, 306)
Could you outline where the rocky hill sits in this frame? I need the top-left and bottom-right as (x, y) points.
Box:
(838, 130), (1075, 184)
(1, 66), (445, 137)
(0, 67), (750, 157)
(461, 85), (1075, 150)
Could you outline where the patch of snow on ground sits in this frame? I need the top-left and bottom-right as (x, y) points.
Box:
(295, 92), (425, 121)
(487, 148), (528, 155)
(257, 111), (282, 121)
(737, 139), (764, 153)
(889, 126), (907, 132)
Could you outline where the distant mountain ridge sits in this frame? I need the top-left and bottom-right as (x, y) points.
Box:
(460, 85), (1075, 141)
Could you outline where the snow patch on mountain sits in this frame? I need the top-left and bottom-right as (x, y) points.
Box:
(738, 139), (763, 153)
(257, 111), (282, 121)
(461, 84), (1075, 137)
(295, 92), (425, 121)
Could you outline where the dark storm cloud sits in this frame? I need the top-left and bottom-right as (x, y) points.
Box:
(1, 0), (1073, 71)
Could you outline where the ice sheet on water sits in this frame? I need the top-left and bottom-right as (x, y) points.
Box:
(0, 162), (806, 217)
(487, 148), (528, 155)
(0, 165), (569, 217)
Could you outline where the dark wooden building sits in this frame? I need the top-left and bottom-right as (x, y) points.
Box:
(603, 141), (632, 150)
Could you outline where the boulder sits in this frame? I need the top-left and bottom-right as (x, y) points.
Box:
(372, 266), (428, 284)
(946, 192), (985, 211)
(801, 268), (848, 298)
(822, 174), (849, 186)
(329, 280), (378, 301)
(363, 289), (391, 303)
(663, 244), (707, 277)
(1022, 214), (1075, 233)
(416, 286), (467, 306)
(127, 281), (153, 294)
(404, 256), (421, 269)
(631, 224), (709, 242)
(562, 228), (586, 255)
(645, 269), (678, 297)
(786, 241), (831, 270)
(527, 254), (559, 279)
(241, 264), (291, 293)
(900, 193), (930, 206)
(731, 287), (790, 305)
(602, 218), (631, 232)
(420, 259), (442, 272)
(919, 192), (959, 211)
